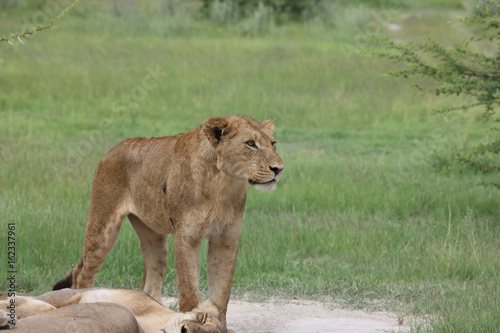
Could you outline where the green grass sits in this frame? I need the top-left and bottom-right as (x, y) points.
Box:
(1, 2), (499, 332)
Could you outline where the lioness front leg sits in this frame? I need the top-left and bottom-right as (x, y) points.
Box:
(207, 223), (242, 324)
(0, 297), (56, 320)
(174, 231), (203, 313)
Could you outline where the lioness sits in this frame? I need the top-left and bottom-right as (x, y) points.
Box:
(53, 115), (284, 323)
(0, 288), (226, 333)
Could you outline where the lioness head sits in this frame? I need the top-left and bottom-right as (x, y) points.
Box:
(203, 115), (284, 192)
(159, 302), (227, 333)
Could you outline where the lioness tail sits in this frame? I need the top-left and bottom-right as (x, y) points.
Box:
(52, 269), (74, 290)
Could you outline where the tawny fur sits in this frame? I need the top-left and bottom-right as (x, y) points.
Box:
(0, 288), (226, 333)
(53, 115), (284, 324)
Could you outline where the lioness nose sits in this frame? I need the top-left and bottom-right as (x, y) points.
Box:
(270, 166), (283, 176)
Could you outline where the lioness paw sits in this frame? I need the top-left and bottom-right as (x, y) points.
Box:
(0, 310), (15, 329)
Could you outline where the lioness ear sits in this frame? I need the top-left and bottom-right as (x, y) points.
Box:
(260, 119), (274, 134)
(203, 117), (230, 147)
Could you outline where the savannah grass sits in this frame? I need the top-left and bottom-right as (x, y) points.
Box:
(0, 1), (499, 332)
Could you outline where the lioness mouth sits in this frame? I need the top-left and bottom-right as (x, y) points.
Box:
(249, 179), (276, 185)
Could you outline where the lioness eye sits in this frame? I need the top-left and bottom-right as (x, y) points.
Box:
(246, 140), (257, 149)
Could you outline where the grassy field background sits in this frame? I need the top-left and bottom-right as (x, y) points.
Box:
(1, 1), (499, 332)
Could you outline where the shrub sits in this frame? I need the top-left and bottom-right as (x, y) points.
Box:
(370, 3), (500, 186)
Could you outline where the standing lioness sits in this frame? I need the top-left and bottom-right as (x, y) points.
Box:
(54, 115), (284, 324)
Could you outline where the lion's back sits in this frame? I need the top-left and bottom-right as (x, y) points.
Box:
(90, 136), (178, 198)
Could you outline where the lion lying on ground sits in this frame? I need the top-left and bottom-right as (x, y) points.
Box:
(53, 115), (284, 324)
(0, 288), (226, 333)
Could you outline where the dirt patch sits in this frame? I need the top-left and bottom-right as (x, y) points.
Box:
(163, 298), (410, 333)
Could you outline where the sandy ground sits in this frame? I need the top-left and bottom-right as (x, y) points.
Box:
(163, 298), (410, 333)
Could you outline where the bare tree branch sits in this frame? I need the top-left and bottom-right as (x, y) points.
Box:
(0, 0), (79, 45)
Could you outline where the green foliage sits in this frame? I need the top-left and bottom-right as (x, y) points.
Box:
(201, 0), (320, 20)
(370, 3), (500, 185)
(239, 2), (276, 35)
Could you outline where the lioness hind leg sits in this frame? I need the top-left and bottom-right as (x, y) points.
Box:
(129, 215), (168, 303)
(73, 199), (129, 290)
